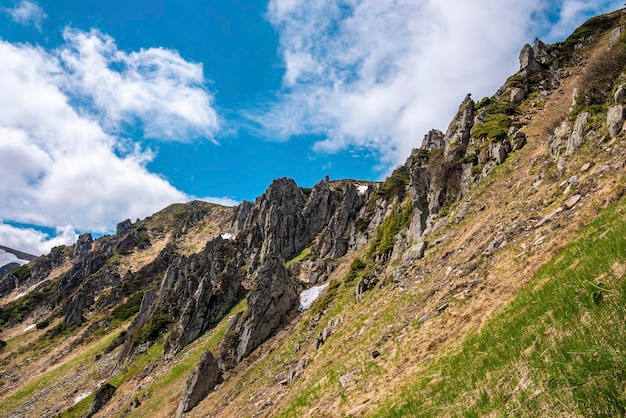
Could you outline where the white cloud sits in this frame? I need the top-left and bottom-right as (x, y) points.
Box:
(543, 0), (625, 42)
(261, 0), (623, 169)
(4, 0), (46, 29)
(59, 29), (219, 141)
(0, 224), (77, 256)
(196, 196), (240, 207)
(0, 29), (225, 254)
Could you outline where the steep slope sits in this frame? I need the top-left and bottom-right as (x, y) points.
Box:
(1, 8), (626, 418)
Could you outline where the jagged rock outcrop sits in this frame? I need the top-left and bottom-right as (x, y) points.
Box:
(176, 350), (222, 417)
(567, 112), (590, 156)
(444, 94), (475, 163)
(85, 383), (116, 418)
(72, 233), (93, 258)
(422, 129), (444, 151)
(426, 94), (475, 217)
(519, 38), (553, 76)
(218, 255), (297, 370)
(607, 105), (625, 137)
(164, 238), (244, 355)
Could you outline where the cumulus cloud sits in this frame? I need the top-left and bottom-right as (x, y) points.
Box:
(0, 29), (223, 254)
(59, 29), (219, 141)
(261, 0), (623, 169)
(4, 0), (46, 29)
(543, 0), (625, 41)
(0, 224), (77, 256)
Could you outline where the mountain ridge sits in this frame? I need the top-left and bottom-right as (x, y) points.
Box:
(2, 8), (626, 417)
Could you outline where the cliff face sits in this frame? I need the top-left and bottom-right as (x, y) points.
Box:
(2, 9), (626, 418)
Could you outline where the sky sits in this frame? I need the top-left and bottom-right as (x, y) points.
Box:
(0, 0), (623, 255)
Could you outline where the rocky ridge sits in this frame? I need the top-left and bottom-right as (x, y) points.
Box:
(1, 8), (626, 418)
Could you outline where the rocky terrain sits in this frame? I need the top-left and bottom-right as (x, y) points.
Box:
(2, 8), (626, 417)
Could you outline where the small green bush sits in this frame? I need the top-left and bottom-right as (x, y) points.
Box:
(110, 291), (144, 322)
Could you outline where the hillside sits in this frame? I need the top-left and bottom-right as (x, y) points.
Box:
(2, 9), (626, 418)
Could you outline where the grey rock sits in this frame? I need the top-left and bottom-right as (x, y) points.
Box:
(491, 141), (508, 165)
(615, 85), (626, 103)
(421, 129), (444, 151)
(402, 242), (427, 264)
(443, 94), (475, 163)
(610, 26), (622, 48)
(63, 291), (94, 328)
(564, 194), (582, 210)
(519, 44), (542, 76)
(164, 239), (243, 355)
(85, 383), (116, 418)
(72, 233), (93, 258)
(550, 120), (573, 157)
(607, 105), (625, 137)
(581, 162), (592, 172)
(116, 219), (132, 235)
(566, 112), (589, 156)
(218, 255), (297, 370)
(511, 131), (527, 151)
(176, 350), (222, 417)
(510, 87), (525, 104)
(535, 207), (564, 228)
(485, 235), (504, 253)
(533, 38), (552, 65)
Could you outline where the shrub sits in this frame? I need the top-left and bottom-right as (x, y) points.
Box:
(110, 291), (144, 322)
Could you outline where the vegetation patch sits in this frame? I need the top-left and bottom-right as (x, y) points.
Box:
(378, 197), (626, 417)
(110, 290), (145, 323)
(285, 246), (312, 269)
(368, 202), (414, 259)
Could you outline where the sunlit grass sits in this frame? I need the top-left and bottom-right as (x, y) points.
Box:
(377, 198), (626, 417)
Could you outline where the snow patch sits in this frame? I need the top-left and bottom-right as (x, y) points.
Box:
(299, 283), (329, 311)
(13, 292), (26, 301)
(220, 233), (234, 240)
(355, 184), (369, 195)
(73, 392), (91, 405)
(22, 324), (36, 333)
(0, 249), (29, 268)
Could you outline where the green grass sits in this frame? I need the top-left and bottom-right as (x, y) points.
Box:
(0, 328), (121, 415)
(285, 246), (312, 269)
(127, 298), (247, 417)
(376, 197), (626, 417)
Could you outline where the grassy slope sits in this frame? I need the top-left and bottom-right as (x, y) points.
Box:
(379, 196), (626, 417)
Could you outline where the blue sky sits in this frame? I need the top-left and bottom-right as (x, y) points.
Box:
(0, 0), (623, 254)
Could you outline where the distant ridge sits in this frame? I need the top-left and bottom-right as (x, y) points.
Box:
(0, 245), (37, 262)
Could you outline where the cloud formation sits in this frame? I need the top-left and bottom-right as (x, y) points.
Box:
(0, 29), (222, 255)
(4, 0), (46, 28)
(59, 29), (219, 141)
(263, 0), (623, 168)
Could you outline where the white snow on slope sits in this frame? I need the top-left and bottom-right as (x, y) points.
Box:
(299, 283), (329, 311)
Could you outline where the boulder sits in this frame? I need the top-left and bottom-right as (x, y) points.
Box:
(610, 26), (622, 48)
(566, 112), (589, 156)
(510, 87), (525, 104)
(519, 44), (542, 76)
(402, 242), (427, 264)
(176, 350), (222, 417)
(533, 38), (552, 65)
(564, 194), (582, 210)
(607, 105), (625, 137)
(615, 85), (626, 103)
(85, 383), (116, 418)
(116, 219), (132, 235)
